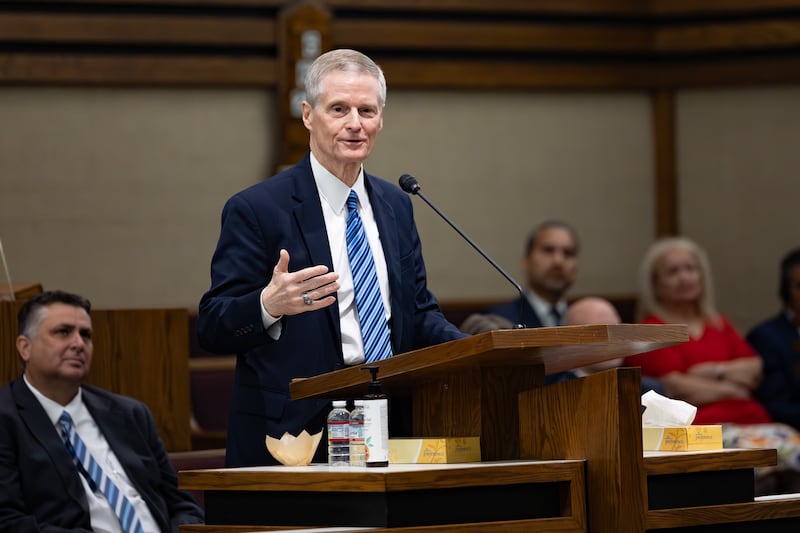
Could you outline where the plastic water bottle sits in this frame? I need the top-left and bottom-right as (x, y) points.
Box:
(327, 400), (350, 466)
(349, 400), (365, 466)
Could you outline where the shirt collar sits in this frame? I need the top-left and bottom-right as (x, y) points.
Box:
(23, 374), (82, 426)
(526, 290), (567, 318)
(310, 152), (367, 214)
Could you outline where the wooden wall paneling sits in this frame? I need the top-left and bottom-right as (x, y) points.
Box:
(652, 89), (678, 237)
(333, 20), (651, 54)
(36, 0), (648, 16)
(0, 301), (26, 386)
(0, 3), (279, 87)
(277, 0), (332, 168)
(325, 0), (650, 16)
(655, 18), (800, 54)
(90, 308), (192, 451)
(0, 13), (275, 46)
(376, 58), (657, 91)
(657, 56), (800, 88)
(651, 0), (800, 16)
(0, 284), (44, 387)
(0, 54), (276, 86)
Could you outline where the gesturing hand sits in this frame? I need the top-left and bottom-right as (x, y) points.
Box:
(261, 249), (340, 317)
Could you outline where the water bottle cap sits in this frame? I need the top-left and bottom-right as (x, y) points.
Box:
(332, 400), (346, 407)
(354, 400), (365, 406)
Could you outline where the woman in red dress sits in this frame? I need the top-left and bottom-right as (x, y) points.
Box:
(625, 236), (800, 494)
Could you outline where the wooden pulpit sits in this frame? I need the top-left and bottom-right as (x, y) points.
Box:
(290, 324), (685, 460)
(289, 324), (686, 533)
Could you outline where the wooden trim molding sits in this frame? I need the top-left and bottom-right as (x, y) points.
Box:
(652, 89), (679, 237)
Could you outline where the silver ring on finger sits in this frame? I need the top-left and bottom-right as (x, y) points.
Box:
(302, 292), (313, 306)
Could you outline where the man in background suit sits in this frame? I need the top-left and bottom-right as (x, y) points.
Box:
(748, 247), (800, 431)
(487, 220), (579, 328)
(485, 220), (578, 384)
(197, 49), (466, 467)
(0, 290), (203, 532)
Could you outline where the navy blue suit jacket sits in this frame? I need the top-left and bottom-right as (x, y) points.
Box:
(747, 312), (800, 430)
(197, 153), (466, 466)
(0, 378), (203, 533)
(485, 297), (580, 384)
(486, 296), (542, 329)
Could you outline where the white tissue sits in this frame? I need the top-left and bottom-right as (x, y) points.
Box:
(641, 390), (697, 427)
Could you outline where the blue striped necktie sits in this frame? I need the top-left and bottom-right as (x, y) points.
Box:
(345, 190), (393, 363)
(550, 306), (563, 326)
(58, 411), (144, 533)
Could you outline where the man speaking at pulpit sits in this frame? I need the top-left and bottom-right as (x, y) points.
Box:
(198, 48), (466, 467)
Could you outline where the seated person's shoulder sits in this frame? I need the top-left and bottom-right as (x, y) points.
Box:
(460, 313), (515, 334)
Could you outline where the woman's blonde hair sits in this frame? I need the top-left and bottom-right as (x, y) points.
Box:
(637, 236), (719, 323)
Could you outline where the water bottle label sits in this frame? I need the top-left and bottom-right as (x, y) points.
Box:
(328, 420), (349, 442)
(363, 399), (389, 464)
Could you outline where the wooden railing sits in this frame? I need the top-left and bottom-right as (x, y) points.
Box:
(2, 0), (800, 89)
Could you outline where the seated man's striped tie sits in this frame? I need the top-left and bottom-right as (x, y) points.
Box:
(58, 411), (144, 533)
(345, 190), (393, 363)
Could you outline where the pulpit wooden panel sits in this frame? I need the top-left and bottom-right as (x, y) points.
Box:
(291, 324), (687, 462)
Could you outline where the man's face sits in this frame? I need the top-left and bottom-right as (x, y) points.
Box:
(302, 70), (383, 181)
(523, 227), (578, 301)
(16, 303), (93, 390)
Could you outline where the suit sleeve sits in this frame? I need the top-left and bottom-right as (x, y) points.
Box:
(197, 192), (277, 355)
(132, 403), (204, 532)
(748, 325), (800, 429)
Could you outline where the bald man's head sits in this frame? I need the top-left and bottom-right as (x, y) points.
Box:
(565, 297), (621, 326)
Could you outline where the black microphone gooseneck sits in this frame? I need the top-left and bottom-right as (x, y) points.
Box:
(398, 174), (526, 329)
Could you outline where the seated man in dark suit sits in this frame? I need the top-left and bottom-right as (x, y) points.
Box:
(747, 247), (800, 432)
(486, 220), (578, 383)
(486, 220), (579, 329)
(0, 290), (203, 532)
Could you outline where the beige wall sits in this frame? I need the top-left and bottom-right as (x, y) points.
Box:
(371, 90), (654, 302)
(0, 88), (274, 309)
(677, 86), (800, 333)
(0, 85), (796, 335)
(0, 88), (652, 313)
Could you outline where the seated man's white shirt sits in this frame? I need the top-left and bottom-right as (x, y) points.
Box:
(526, 291), (567, 327)
(24, 376), (160, 533)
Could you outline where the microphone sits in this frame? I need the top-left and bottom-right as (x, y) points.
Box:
(399, 174), (526, 329)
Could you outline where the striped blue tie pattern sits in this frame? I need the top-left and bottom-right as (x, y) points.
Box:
(58, 411), (144, 533)
(345, 190), (393, 363)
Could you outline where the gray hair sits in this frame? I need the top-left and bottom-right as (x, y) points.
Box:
(304, 49), (387, 108)
(18, 290), (92, 339)
(637, 236), (719, 323)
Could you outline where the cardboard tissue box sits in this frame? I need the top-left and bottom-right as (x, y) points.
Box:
(389, 437), (481, 464)
(640, 390), (722, 451)
(642, 425), (723, 451)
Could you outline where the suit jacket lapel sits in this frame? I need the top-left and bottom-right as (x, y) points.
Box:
(366, 176), (403, 352)
(291, 155), (342, 350)
(13, 377), (89, 512)
(82, 387), (149, 495)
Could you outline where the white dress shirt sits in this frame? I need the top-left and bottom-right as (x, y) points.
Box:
(260, 152), (392, 365)
(24, 376), (160, 533)
(526, 290), (568, 327)
(310, 154), (392, 365)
